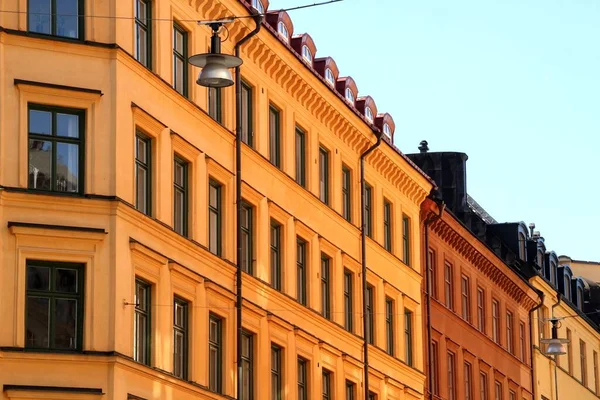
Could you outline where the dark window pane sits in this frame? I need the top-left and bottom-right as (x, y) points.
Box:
(27, 265), (50, 290)
(56, 0), (79, 38)
(55, 268), (78, 293)
(54, 298), (77, 349)
(29, 109), (52, 135)
(56, 142), (79, 192)
(26, 296), (49, 348)
(136, 165), (148, 212)
(28, 139), (52, 190)
(29, 0), (51, 35)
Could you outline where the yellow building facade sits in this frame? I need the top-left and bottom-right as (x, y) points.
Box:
(0, 1), (433, 399)
(531, 252), (600, 400)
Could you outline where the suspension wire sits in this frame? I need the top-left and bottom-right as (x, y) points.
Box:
(0, 0), (343, 24)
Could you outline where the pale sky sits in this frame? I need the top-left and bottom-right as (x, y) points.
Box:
(268, 0), (600, 262)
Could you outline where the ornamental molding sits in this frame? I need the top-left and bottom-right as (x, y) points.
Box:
(430, 214), (537, 309)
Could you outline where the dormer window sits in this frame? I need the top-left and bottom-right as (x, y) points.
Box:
(383, 123), (392, 138)
(564, 274), (571, 300)
(577, 286), (584, 310)
(277, 21), (289, 42)
(365, 107), (373, 122)
(325, 68), (335, 86)
(252, 0), (265, 13)
(518, 232), (526, 260)
(345, 88), (354, 104)
(301, 45), (312, 63)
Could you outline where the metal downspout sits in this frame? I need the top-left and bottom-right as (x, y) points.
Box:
(423, 200), (445, 399)
(234, 14), (262, 400)
(360, 130), (382, 400)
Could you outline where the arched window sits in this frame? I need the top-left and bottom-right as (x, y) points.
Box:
(251, 0), (265, 13)
(550, 261), (556, 285)
(325, 68), (335, 86)
(345, 88), (354, 104)
(383, 123), (392, 138)
(577, 286), (584, 310)
(277, 21), (289, 42)
(301, 45), (312, 63)
(518, 232), (526, 260)
(365, 107), (373, 122)
(564, 273), (571, 300)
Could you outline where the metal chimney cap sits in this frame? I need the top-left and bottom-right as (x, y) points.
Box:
(418, 140), (429, 153)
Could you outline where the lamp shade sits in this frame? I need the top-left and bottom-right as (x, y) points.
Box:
(545, 339), (567, 355)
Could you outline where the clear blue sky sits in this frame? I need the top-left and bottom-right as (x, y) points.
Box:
(268, 0), (600, 261)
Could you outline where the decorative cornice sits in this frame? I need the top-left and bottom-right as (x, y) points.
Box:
(430, 213), (537, 309)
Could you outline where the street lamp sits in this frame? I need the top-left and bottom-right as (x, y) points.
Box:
(189, 21), (243, 88)
(541, 318), (569, 355)
(189, 15), (262, 400)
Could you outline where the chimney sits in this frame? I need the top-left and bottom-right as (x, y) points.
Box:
(406, 141), (469, 215)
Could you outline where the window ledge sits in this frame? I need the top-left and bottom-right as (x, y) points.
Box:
(4, 385), (104, 400)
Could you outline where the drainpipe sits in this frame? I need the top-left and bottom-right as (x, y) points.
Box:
(234, 14), (262, 400)
(551, 292), (562, 400)
(360, 129), (382, 399)
(529, 287), (545, 400)
(423, 198), (445, 399)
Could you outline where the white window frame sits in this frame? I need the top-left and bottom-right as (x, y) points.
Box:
(277, 21), (289, 42)
(345, 88), (354, 104)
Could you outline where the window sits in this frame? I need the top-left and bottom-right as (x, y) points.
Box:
(173, 298), (188, 379)
(28, 105), (84, 194)
(173, 24), (187, 96)
(28, 0), (82, 39)
(494, 381), (502, 400)
(321, 255), (331, 319)
(302, 45), (312, 62)
(464, 362), (473, 400)
(345, 88), (355, 104)
(477, 287), (485, 333)
(431, 341), (439, 396)
(594, 350), (599, 394)
(428, 249), (437, 299)
(492, 299), (500, 344)
(365, 107), (373, 122)
(405, 309), (413, 366)
(444, 262), (454, 309)
(368, 392), (377, 400)
(269, 105), (281, 168)
(26, 261), (84, 351)
(342, 166), (352, 222)
(241, 81), (253, 146)
(345, 381), (356, 400)
(135, 133), (151, 215)
(134, 278), (151, 365)
(519, 322), (526, 361)
(297, 238), (307, 306)
(298, 357), (308, 400)
(365, 184), (373, 238)
(209, 180), (222, 256)
(447, 351), (456, 400)
(480, 372), (488, 400)
(402, 215), (411, 265)
(538, 307), (547, 341)
(277, 21), (289, 42)
(581, 340), (588, 386)
(385, 298), (394, 356)
(173, 157), (188, 237)
(208, 88), (222, 123)
(518, 232), (526, 260)
(508, 390), (515, 400)
(506, 311), (514, 354)
(567, 329), (573, 374)
(271, 345), (282, 400)
(325, 68), (335, 86)
(270, 221), (282, 291)
(251, 0), (265, 13)
(241, 202), (254, 275)
(322, 369), (332, 400)
(383, 200), (393, 252)
(366, 285), (374, 344)
(319, 147), (330, 204)
(461, 275), (470, 322)
(564, 273), (571, 300)
(135, 0), (151, 67)
(344, 270), (353, 332)
(383, 123), (392, 139)
(209, 314), (223, 393)
(295, 127), (306, 187)
(241, 331), (254, 400)
(577, 286), (584, 310)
